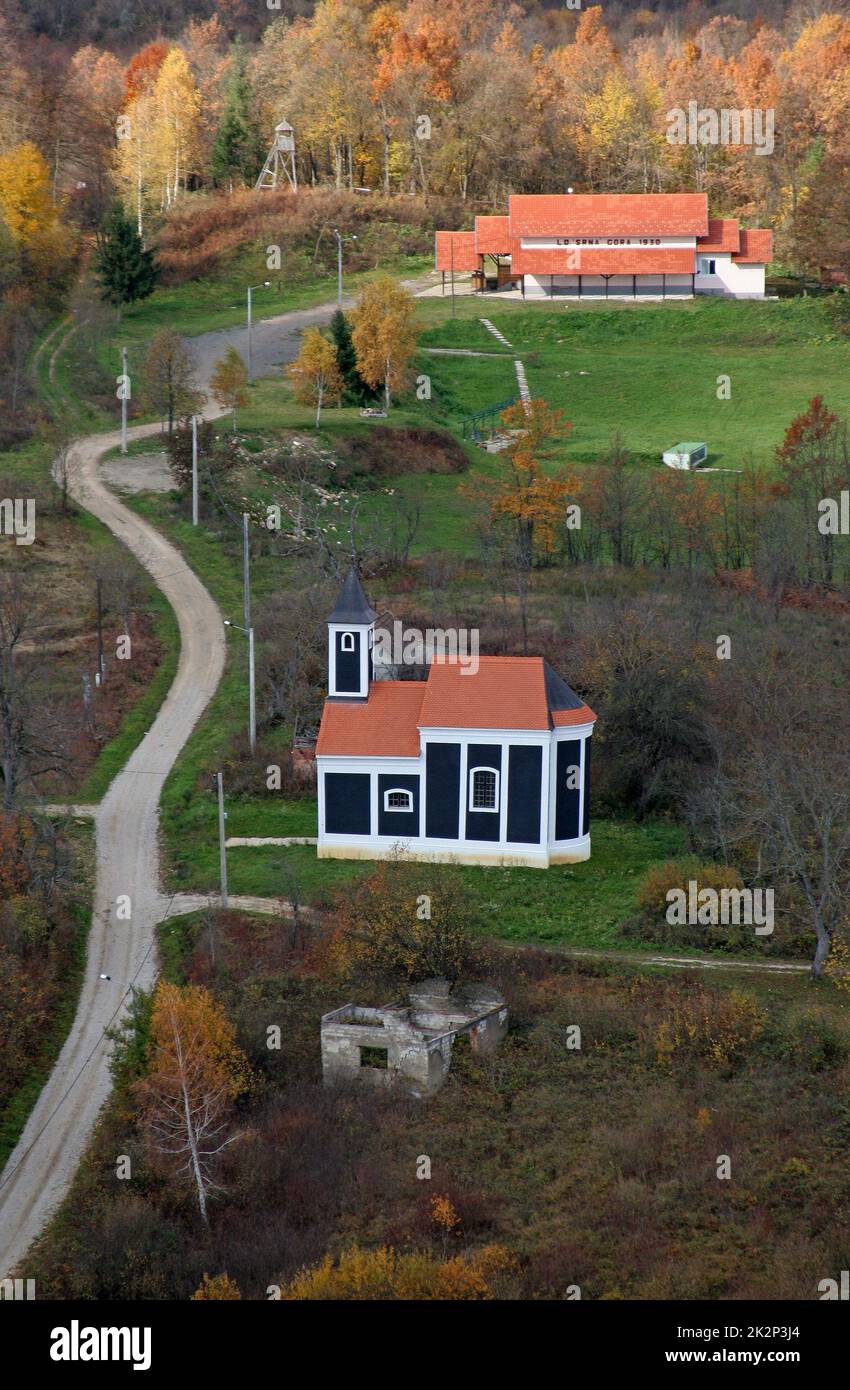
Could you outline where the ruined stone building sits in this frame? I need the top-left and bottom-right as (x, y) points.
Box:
(321, 980), (508, 1098)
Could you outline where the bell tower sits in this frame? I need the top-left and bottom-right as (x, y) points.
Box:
(327, 567), (377, 699)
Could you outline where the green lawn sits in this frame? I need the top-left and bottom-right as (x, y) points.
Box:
(414, 293), (850, 466)
(185, 813), (688, 952)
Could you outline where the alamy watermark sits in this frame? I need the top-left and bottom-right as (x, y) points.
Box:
(666, 880), (774, 936)
(373, 621), (480, 675)
(0, 498), (35, 546)
(666, 102), (774, 156)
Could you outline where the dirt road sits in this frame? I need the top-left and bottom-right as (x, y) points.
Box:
(0, 285), (399, 1277)
(0, 414), (227, 1277)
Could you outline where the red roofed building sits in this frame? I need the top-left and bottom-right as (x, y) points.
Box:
(317, 570), (596, 868)
(435, 193), (772, 300)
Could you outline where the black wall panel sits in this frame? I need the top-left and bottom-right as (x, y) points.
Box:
(506, 745), (542, 844)
(324, 772), (371, 834)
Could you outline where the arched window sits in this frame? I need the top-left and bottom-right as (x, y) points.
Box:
(469, 766), (499, 811)
(340, 631), (356, 652)
(384, 788), (413, 812)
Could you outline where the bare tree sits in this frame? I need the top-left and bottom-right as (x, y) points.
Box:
(0, 575), (67, 810)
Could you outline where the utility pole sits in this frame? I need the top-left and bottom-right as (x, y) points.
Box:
(224, 620), (256, 753)
(333, 228), (357, 309)
(450, 237), (456, 319)
(216, 771), (228, 908)
(242, 512), (251, 630)
(247, 625), (256, 753)
(96, 576), (104, 684)
(247, 281), (270, 385)
(121, 346), (128, 455)
(191, 415), (199, 526)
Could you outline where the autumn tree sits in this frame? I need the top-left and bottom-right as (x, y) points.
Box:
(114, 42), (167, 238)
(137, 980), (251, 1224)
(288, 327), (343, 427)
(351, 275), (418, 410)
(210, 347), (248, 431)
(94, 203), (158, 323)
(774, 395), (850, 586)
(329, 859), (483, 986)
(472, 398), (576, 570)
(0, 142), (74, 302)
(150, 48), (202, 209)
(140, 330), (204, 434)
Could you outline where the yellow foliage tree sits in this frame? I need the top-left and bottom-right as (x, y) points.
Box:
(351, 274), (418, 410)
(151, 48), (202, 208)
(210, 347), (249, 431)
(287, 327), (343, 427)
(0, 142), (73, 295)
(191, 1272), (242, 1300)
(280, 1244), (516, 1300)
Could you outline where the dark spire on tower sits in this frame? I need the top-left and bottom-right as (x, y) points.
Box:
(327, 566), (378, 625)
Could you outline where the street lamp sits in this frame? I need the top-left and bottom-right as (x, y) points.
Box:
(224, 619), (256, 752)
(247, 281), (271, 384)
(333, 228), (357, 308)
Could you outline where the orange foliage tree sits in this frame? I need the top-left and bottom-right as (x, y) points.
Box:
(137, 981), (251, 1224)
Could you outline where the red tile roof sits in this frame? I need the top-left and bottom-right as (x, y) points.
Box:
(733, 228), (773, 264)
(509, 193), (708, 238)
(475, 215), (511, 254)
(420, 656), (596, 730)
(420, 657), (551, 729)
(698, 218), (740, 253)
(511, 245), (695, 275)
(317, 683), (425, 758)
(317, 658), (596, 755)
(435, 230), (478, 272)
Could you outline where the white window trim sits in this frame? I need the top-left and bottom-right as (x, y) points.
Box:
(468, 765), (499, 813)
(340, 631), (356, 652)
(384, 787), (413, 813)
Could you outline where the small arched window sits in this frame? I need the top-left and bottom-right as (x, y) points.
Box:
(384, 788), (413, 813)
(340, 631), (356, 652)
(469, 766), (499, 811)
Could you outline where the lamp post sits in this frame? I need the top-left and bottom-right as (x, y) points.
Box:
(333, 228), (357, 308)
(120, 346), (129, 455)
(224, 619), (256, 752)
(247, 280), (271, 384)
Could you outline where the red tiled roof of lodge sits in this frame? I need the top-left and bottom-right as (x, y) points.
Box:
(733, 228), (773, 264)
(508, 192), (709, 238)
(698, 217), (740, 253)
(435, 230), (478, 272)
(317, 658), (596, 756)
(317, 682), (426, 758)
(509, 245), (695, 275)
(475, 215), (510, 254)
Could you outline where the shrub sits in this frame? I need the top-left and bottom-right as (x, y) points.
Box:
(637, 979), (766, 1072)
(279, 1243), (517, 1300)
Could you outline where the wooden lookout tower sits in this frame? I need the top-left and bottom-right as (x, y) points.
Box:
(255, 121), (298, 192)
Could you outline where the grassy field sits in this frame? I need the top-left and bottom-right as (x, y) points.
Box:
(198, 292), (850, 556)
